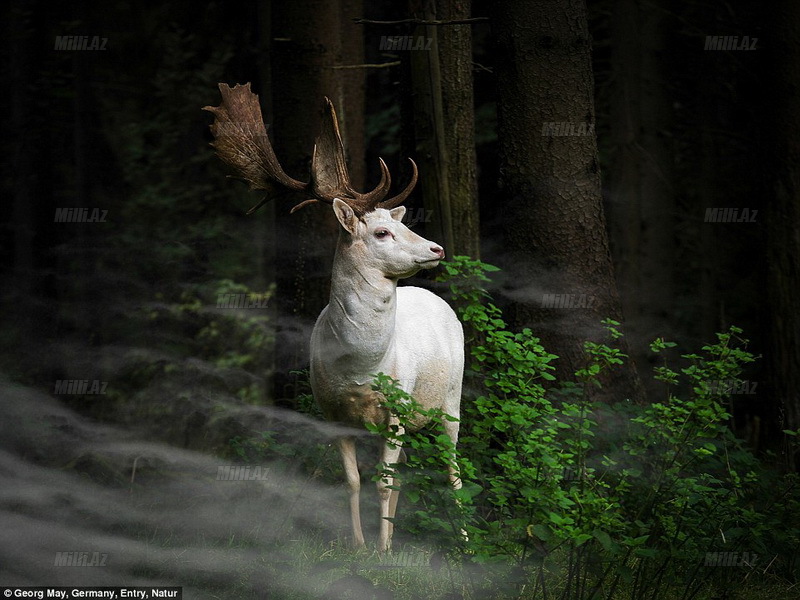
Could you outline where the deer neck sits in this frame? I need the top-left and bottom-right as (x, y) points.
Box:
(325, 241), (398, 366)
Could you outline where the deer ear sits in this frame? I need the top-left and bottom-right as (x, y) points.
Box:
(389, 206), (406, 222)
(333, 198), (358, 234)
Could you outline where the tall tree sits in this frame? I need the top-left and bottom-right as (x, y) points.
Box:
(766, 0), (800, 470)
(405, 0), (480, 259)
(606, 0), (674, 399)
(493, 0), (643, 401)
(438, 0), (480, 259)
(270, 0), (366, 388)
(8, 0), (39, 300)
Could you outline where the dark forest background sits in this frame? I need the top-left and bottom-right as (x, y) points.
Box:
(2, 0), (800, 596)
(4, 0), (796, 463)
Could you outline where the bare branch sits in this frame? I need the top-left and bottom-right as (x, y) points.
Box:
(330, 61), (401, 70)
(472, 61), (494, 73)
(353, 17), (488, 26)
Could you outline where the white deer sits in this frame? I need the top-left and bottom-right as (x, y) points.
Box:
(205, 83), (464, 552)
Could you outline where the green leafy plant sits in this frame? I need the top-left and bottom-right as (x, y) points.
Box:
(365, 373), (473, 550)
(359, 255), (800, 600)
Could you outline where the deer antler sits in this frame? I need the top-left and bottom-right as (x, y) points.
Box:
(203, 83), (417, 216)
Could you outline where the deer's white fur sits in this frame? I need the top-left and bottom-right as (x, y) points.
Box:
(310, 199), (464, 552)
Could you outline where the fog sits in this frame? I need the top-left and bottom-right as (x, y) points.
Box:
(0, 377), (398, 598)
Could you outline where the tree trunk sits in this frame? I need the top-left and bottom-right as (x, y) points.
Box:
(254, 1), (277, 403)
(405, 0), (479, 259)
(493, 0), (644, 402)
(606, 0), (674, 401)
(438, 0), (480, 259)
(765, 0), (800, 470)
(407, 1), (454, 256)
(271, 0), (365, 393)
(9, 0), (37, 299)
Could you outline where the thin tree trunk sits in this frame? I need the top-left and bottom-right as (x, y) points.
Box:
(339, 0), (366, 192)
(255, 1), (276, 403)
(493, 0), (644, 402)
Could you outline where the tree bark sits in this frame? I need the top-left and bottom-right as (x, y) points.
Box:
(765, 0), (800, 470)
(606, 0), (674, 401)
(271, 0), (366, 387)
(405, 0), (479, 259)
(438, 0), (480, 259)
(493, 0), (644, 402)
(9, 0), (37, 299)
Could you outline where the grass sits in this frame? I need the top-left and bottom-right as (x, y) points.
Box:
(134, 523), (795, 600)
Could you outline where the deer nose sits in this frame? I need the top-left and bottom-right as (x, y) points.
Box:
(431, 245), (445, 259)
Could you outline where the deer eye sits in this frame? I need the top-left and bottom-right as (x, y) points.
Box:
(374, 228), (391, 239)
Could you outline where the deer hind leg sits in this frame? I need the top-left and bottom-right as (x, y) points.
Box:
(377, 430), (404, 553)
(339, 436), (365, 548)
(443, 417), (462, 491)
(443, 417), (468, 541)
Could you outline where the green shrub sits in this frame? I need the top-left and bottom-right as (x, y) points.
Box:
(360, 255), (800, 600)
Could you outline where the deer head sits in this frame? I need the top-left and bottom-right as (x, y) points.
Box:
(202, 83), (417, 217)
(331, 199), (444, 279)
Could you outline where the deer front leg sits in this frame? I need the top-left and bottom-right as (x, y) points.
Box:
(377, 433), (404, 553)
(339, 436), (365, 548)
(386, 447), (407, 545)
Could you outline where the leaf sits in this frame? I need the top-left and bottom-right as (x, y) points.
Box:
(593, 529), (613, 552)
(617, 564), (634, 583)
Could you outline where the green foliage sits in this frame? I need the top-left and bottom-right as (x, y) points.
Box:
(225, 370), (342, 483)
(366, 373), (471, 550)
(141, 278), (273, 403)
(229, 430), (293, 462)
(358, 255), (800, 599)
